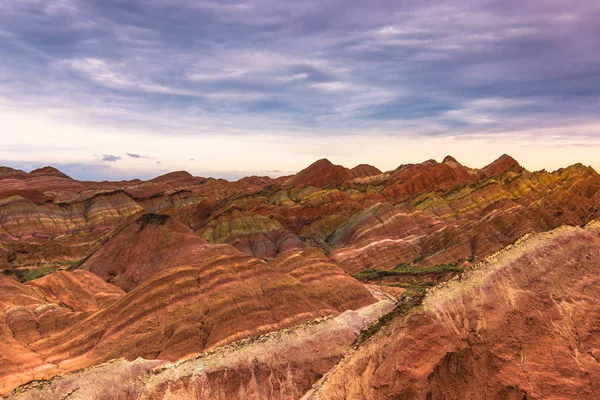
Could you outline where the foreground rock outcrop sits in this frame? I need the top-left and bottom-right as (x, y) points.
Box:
(304, 223), (600, 400)
(6, 300), (394, 400)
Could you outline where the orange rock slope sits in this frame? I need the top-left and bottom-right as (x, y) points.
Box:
(6, 301), (394, 400)
(0, 212), (375, 395)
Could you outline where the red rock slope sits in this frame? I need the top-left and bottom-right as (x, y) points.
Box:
(304, 222), (600, 400)
(0, 213), (376, 395)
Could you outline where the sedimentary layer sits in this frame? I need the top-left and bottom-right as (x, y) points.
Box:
(304, 222), (600, 400)
(5, 301), (394, 400)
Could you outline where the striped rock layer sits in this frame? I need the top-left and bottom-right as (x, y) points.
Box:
(0, 214), (375, 395)
(1, 156), (600, 398)
(304, 223), (600, 400)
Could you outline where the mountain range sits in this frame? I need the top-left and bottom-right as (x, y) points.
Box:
(1, 155), (600, 399)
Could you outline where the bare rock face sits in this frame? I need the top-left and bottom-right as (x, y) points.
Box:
(2, 155), (598, 279)
(26, 270), (125, 312)
(304, 223), (600, 400)
(0, 167), (29, 180)
(0, 191), (143, 239)
(28, 167), (72, 180)
(384, 157), (478, 202)
(82, 213), (214, 291)
(150, 170), (196, 185)
(5, 301), (394, 400)
(0, 271), (128, 394)
(198, 209), (304, 259)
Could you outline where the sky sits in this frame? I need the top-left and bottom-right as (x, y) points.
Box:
(1, 0), (599, 181)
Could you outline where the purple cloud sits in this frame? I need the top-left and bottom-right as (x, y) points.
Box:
(0, 0), (598, 158)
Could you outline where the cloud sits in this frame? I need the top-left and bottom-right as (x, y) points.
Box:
(275, 73), (308, 83)
(311, 82), (348, 92)
(102, 154), (121, 162)
(126, 152), (150, 159)
(0, 0), (599, 178)
(64, 58), (196, 96)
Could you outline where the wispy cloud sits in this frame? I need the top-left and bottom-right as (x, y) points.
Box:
(102, 154), (120, 162)
(126, 152), (150, 159)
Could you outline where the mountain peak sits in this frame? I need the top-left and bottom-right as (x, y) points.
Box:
(29, 166), (71, 179)
(480, 154), (521, 178)
(348, 164), (382, 179)
(497, 154), (519, 164)
(0, 166), (28, 180)
(311, 158), (334, 167)
(150, 170), (194, 184)
(285, 159), (349, 188)
(442, 155), (460, 164)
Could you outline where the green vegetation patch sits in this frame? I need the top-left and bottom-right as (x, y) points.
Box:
(392, 282), (435, 298)
(353, 263), (464, 282)
(7, 257), (86, 282)
(66, 257), (87, 271)
(412, 255), (425, 263)
(358, 291), (425, 344)
(15, 266), (59, 283)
